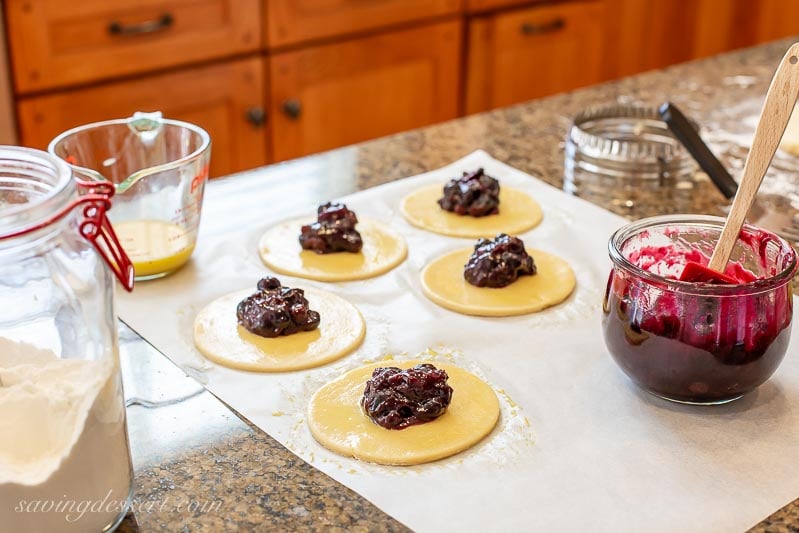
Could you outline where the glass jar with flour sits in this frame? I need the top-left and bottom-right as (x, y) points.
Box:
(0, 146), (134, 531)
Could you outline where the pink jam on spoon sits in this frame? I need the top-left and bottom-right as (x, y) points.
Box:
(680, 42), (799, 284)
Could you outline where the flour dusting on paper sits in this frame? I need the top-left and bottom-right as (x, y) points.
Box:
(117, 150), (799, 533)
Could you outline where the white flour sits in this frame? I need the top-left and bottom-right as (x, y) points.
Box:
(0, 339), (132, 532)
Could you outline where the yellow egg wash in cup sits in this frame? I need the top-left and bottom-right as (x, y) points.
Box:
(114, 219), (196, 279)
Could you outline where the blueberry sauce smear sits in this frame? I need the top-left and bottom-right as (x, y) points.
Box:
(438, 168), (500, 217)
(361, 364), (453, 430)
(299, 202), (363, 254)
(236, 277), (320, 338)
(464, 233), (536, 288)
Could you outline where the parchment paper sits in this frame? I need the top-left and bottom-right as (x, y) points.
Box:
(117, 151), (799, 532)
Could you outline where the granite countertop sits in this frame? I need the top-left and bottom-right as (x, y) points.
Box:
(119, 39), (799, 531)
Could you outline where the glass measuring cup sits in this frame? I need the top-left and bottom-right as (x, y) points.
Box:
(49, 112), (211, 280)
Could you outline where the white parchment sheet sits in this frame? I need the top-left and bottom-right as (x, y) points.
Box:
(117, 151), (799, 532)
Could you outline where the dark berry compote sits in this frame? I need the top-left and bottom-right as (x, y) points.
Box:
(464, 233), (536, 288)
(237, 277), (320, 338)
(361, 364), (453, 430)
(603, 216), (797, 404)
(603, 272), (792, 403)
(299, 202), (363, 254)
(438, 168), (500, 217)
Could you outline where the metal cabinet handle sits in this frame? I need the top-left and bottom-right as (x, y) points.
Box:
(282, 99), (302, 120)
(108, 13), (174, 37)
(520, 18), (566, 36)
(246, 107), (266, 127)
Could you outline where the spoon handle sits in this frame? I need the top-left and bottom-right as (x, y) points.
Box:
(708, 42), (799, 273)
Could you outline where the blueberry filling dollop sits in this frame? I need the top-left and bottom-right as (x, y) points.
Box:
(463, 233), (537, 288)
(437, 168), (500, 217)
(236, 277), (320, 338)
(299, 202), (363, 254)
(361, 364), (453, 430)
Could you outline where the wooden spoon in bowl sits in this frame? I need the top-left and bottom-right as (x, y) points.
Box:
(680, 42), (799, 283)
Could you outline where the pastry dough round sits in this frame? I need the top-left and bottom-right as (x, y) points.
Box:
(194, 287), (365, 372)
(258, 217), (407, 282)
(307, 360), (500, 465)
(421, 247), (576, 317)
(400, 183), (543, 238)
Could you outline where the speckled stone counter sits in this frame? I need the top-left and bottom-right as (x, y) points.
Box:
(120, 39), (799, 531)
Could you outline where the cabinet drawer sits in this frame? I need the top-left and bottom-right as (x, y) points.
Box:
(265, 0), (461, 48)
(466, 1), (605, 113)
(6, 0), (261, 93)
(269, 20), (462, 162)
(465, 0), (541, 13)
(17, 57), (268, 178)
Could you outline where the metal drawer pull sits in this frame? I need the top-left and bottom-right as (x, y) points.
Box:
(108, 13), (174, 37)
(520, 17), (566, 36)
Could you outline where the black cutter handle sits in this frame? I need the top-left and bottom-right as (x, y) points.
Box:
(658, 101), (738, 200)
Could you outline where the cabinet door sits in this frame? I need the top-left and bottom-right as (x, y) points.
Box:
(602, 0), (755, 79)
(0, 9), (16, 144)
(17, 58), (268, 178)
(466, 1), (605, 114)
(6, 0), (260, 93)
(269, 20), (462, 162)
(265, 0), (461, 48)
(752, 0), (799, 43)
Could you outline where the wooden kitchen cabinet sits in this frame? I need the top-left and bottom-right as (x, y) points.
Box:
(600, 0), (790, 79)
(0, 9), (17, 144)
(269, 20), (463, 162)
(5, 0), (261, 93)
(604, 0), (722, 78)
(265, 0), (461, 48)
(465, 0), (540, 13)
(465, 1), (605, 114)
(4, 0), (797, 178)
(751, 0), (799, 43)
(16, 57), (268, 177)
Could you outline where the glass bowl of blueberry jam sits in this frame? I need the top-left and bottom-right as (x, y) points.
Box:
(603, 214), (797, 405)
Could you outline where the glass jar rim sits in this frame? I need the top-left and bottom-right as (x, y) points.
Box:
(0, 146), (74, 237)
(568, 105), (695, 164)
(608, 214), (798, 296)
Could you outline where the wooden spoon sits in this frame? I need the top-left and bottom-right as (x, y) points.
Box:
(681, 42), (799, 283)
